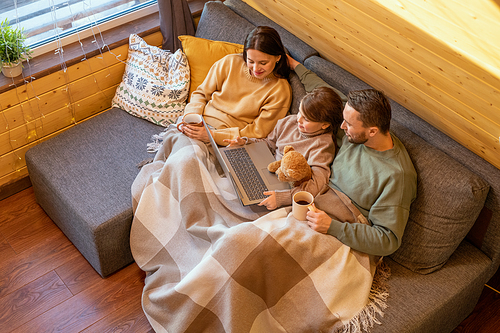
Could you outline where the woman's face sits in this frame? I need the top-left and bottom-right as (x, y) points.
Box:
(246, 49), (281, 79)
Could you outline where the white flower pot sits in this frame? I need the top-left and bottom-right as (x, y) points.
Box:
(2, 61), (23, 78)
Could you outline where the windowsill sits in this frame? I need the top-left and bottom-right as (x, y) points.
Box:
(0, 0), (207, 95)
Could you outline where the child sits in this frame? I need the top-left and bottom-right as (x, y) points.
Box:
(224, 86), (343, 210)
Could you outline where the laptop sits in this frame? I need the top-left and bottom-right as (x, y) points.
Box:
(204, 120), (291, 206)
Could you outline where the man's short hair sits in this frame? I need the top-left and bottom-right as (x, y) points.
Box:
(347, 89), (391, 134)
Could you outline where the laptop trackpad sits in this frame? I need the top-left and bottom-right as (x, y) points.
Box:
(262, 169), (282, 185)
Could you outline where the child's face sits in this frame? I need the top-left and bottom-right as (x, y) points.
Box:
(296, 104), (330, 134)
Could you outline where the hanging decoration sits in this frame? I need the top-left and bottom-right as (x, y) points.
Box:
(0, 0), (127, 176)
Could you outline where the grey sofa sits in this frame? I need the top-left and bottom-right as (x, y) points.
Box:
(25, 1), (500, 332)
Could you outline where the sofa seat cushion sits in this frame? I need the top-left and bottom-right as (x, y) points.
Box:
(390, 121), (490, 274)
(372, 241), (492, 333)
(25, 108), (163, 277)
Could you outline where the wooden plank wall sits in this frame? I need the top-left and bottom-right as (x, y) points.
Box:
(242, 0), (500, 170)
(0, 32), (163, 189)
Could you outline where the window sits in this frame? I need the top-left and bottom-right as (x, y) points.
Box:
(0, 0), (158, 57)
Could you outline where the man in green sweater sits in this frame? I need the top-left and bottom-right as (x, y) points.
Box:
(305, 88), (417, 256)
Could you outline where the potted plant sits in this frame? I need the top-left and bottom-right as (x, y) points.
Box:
(0, 18), (32, 78)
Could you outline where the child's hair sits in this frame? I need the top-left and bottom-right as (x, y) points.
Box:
(300, 86), (343, 134)
(243, 26), (290, 79)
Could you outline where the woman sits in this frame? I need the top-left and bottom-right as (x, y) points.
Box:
(180, 26), (292, 146)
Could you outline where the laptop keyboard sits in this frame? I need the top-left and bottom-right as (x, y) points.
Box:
(224, 148), (268, 201)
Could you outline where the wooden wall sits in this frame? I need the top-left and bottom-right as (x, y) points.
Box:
(242, 0), (500, 169)
(0, 31), (163, 190)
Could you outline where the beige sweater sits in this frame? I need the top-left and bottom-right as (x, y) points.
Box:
(184, 54), (292, 145)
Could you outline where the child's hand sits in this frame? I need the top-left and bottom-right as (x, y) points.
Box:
(223, 137), (246, 147)
(258, 191), (277, 210)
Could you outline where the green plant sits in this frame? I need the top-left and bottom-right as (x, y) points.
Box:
(0, 18), (32, 66)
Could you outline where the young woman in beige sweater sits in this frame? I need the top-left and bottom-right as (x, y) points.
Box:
(180, 26), (292, 146)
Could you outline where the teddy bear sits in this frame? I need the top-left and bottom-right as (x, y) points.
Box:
(267, 145), (312, 187)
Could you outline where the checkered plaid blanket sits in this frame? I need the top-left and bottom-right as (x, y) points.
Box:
(130, 128), (389, 332)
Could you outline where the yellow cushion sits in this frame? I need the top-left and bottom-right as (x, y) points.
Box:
(178, 35), (244, 101)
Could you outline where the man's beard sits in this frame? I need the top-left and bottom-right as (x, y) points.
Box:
(346, 131), (368, 145)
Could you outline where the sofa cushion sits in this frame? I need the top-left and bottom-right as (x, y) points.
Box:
(304, 56), (370, 97)
(287, 71), (307, 115)
(195, 1), (256, 44)
(178, 35), (243, 101)
(112, 34), (190, 126)
(372, 244), (492, 333)
(389, 121), (490, 274)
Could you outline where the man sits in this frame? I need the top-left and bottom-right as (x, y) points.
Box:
(306, 89), (417, 256)
(286, 55), (417, 256)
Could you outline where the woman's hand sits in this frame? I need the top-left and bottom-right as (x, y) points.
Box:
(182, 124), (210, 142)
(258, 191), (277, 210)
(306, 204), (331, 233)
(223, 137), (247, 147)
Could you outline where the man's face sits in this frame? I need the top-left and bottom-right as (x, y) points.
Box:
(340, 103), (369, 144)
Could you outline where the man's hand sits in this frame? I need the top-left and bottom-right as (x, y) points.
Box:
(223, 137), (246, 147)
(306, 204), (332, 233)
(258, 191), (277, 210)
(286, 54), (300, 70)
(183, 124), (210, 142)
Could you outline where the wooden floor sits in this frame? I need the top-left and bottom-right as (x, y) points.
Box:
(0, 187), (154, 333)
(0, 187), (499, 332)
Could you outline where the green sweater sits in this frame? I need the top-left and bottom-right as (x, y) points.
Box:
(327, 135), (417, 256)
(295, 63), (417, 256)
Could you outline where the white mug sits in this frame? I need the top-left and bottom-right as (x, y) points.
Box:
(177, 113), (203, 132)
(292, 191), (314, 221)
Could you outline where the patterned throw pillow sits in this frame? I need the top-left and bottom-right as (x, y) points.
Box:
(112, 34), (190, 126)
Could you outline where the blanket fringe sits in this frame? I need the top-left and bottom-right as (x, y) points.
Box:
(139, 125), (177, 168)
(336, 260), (391, 333)
(137, 157), (154, 168)
(147, 125), (175, 153)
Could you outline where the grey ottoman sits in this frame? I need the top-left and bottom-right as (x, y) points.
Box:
(25, 108), (163, 277)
